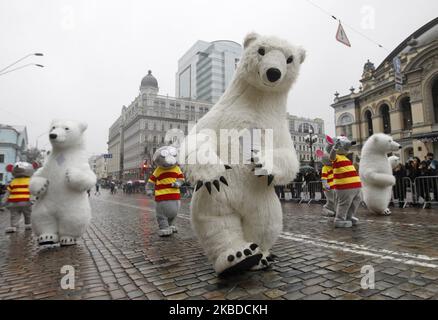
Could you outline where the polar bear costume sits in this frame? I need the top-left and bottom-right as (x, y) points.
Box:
(360, 133), (402, 215)
(388, 155), (401, 169)
(180, 33), (305, 276)
(30, 120), (96, 246)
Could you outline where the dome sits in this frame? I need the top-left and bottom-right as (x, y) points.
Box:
(140, 70), (158, 89)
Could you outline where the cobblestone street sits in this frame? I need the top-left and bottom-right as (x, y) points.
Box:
(1, 191), (438, 300)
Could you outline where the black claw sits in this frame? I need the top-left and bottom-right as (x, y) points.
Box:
(219, 176), (228, 186)
(205, 182), (212, 194)
(224, 165), (232, 170)
(195, 181), (203, 191)
(250, 243), (258, 251)
(255, 164), (263, 168)
(243, 249), (252, 256)
(213, 180), (220, 192)
(261, 259), (268, 266)
(236, 251), (242, 258)
(267, 175), (274, 186)
(250, 158), (255, 163)
(227, 255), (235, 262)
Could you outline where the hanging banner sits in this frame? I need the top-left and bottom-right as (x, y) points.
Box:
(336, 22), (351, 47)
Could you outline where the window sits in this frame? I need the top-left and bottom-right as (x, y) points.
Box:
(365, 110), (373, 137)
(0, 173), (3, 182)
(400, 97), (413, 130)
(338, 113), (354, 140)
(0, 154), (4, 163)
(380, 104), (391, 134)
(298, 123), (315, 133)
(432, 78), (438, 123)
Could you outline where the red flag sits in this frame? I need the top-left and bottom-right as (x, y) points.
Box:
(336, 22), (351, 47)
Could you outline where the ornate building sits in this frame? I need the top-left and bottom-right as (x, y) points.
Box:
(288, 114), (325, 166)
(0, 125), (28, 184)
(107, 71), (212, 181)
(331, 18), (438, 162)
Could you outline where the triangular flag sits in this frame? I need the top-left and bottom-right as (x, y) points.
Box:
(336, 22), (351, 47)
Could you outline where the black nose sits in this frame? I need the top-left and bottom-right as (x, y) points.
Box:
(49, 133), (57, 140)
(399, 146), (402, 149)
(351, 141), (357, 146)
(266, 68), (281, 83)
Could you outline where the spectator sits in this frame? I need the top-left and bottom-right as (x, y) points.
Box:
(393, 163), (407, 208)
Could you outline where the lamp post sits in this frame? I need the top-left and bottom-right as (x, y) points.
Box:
(304, 129), (319, 169)
(0, 53), (44, 76)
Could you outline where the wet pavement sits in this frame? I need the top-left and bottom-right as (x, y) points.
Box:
(0, 190), (438, 300)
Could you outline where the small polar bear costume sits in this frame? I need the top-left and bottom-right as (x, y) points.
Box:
(360, 134), (402, 215)
(147, 146), (185, 237)
(180, 33), (305, 276)
(388, 155), (401, 170)
(30, 120), (96, 246)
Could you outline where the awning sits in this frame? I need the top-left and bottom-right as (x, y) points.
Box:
(412, 132), (438, 143)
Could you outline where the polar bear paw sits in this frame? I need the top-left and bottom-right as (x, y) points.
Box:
(251, 252), (272, 271)
(30, 177), (49, 198)
(38, 233), (59, 245)
(382, 208), (391, 216)
(217, 243), (262, 277)
(60, 236), (77, 246)
(158, 228), (173, 237)
(249, 150), (275, 186)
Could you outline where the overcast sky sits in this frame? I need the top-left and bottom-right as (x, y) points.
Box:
(1, 0), (437, 156)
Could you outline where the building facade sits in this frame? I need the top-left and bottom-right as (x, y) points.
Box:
(0, 125), (28, 184)
(107, 71), (212, 181)
(332, 18), (438, 163)
(287, 115), (326, 166)
(176, 40), (242, 103)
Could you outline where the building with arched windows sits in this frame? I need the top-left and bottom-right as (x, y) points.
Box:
(0, 125), (28, 184)
(331, 18), (438, 163)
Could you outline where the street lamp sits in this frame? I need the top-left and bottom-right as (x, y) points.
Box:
(304, 129), (319, 168)
(0, 52), (44, 76)
(0, 63), (44, 76)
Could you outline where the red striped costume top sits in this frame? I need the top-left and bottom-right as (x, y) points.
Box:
(332, 155), (361, 190)
(148, 166), (184, 202)
(321, 165), (334, 188)
(7, 177), (31, 203)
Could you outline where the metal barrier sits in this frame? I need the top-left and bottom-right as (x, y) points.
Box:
(391, 177), (415, 208)
(413, 176), (438, 208)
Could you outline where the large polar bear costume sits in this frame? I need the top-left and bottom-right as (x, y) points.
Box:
(360, 133), (402, 215)
(181, 33), (305, 276)
(30, 120), (96, 246)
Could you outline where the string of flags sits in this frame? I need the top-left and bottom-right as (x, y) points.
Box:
(303, 0), (387, 50)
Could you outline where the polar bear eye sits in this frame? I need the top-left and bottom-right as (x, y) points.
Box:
(287, 56), (294, 64)
(65, 127), (70, 131)
(52, 126), (56, 130)
(258, 48), (265, 56)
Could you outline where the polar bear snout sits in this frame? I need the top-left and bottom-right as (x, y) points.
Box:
(266, 68), (281, 83)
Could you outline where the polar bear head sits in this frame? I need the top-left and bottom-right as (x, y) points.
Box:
(153, 146), (178, 168)
(48, 119), (88, 150)
(366, 133), (402, 155)
(239, 32), (306, 93)
(388, 155), (401, 169)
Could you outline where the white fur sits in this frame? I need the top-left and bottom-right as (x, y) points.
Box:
(360, 134), (401, 215)
(182, 33), (304, 274)
(388, 155), (400, 169)
(30, 120), (96, 243)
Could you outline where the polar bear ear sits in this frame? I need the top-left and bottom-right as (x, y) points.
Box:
(78, 122), (88, 133)
(298, 47), (306, 64)
(244, 32), (260, 49)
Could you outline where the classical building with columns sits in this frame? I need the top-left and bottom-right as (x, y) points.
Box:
(331, 18), (438, 163)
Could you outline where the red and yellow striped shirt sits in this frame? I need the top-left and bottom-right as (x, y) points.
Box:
(7, 177), (31, 203)
(148, 166), (184, 202)
(321, 165), (334, 188)
(332, 155), (361, 190)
